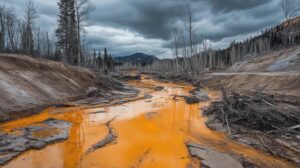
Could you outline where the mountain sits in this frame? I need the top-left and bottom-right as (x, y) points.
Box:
(114, 53), (158, 65)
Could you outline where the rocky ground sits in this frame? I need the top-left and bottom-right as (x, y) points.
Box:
(0, 118), (71, 165)
(187, 143), (243, 168)
(85, 117), (118, 155)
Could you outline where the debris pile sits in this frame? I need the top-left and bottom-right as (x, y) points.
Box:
(204, 88), (300, 132)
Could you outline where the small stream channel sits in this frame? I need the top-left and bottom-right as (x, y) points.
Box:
(0, 77), (295, 168)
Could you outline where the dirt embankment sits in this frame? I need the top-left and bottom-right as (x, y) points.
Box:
(0, 54), (128, 123)
(228, 46), (300, 73)
(200, 46), (300, 102)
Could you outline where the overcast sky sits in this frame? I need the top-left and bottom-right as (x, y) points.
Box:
(1, 0), (300, 58)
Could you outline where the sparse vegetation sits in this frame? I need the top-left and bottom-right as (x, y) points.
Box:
(0, 1), (300, 167)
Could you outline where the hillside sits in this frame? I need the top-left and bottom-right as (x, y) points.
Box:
(114, 53), (158, 65)
(228, 46), (300, 72)
(209, 16), (300, 69)
(0, 54), (129, 122)
(199, 45), (300, 100)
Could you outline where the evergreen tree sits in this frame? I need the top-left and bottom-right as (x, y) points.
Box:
(56, 0), (78, 64)
(67, 0), (78, 64)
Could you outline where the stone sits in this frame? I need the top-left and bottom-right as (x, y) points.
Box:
(154, 86), (164, 91)
(187, 143), (243, 168)
(184, 96), (200, 104)
(0, 119), (71, 166)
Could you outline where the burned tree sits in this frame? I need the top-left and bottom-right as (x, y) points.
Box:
(5, 7), (17, 52)
(22, 0), (38, 55)
(97, 50), (103, 69)
(185, 4), (196, 72)
(171, 28), (180, 72)
(75, 0), (94, 66)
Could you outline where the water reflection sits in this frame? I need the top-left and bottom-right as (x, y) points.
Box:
(1, 79), (295, 168)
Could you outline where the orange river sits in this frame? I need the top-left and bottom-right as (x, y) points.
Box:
(0, 77), (295, 168)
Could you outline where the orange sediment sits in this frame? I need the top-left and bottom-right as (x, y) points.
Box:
(0, 78), (295, 168)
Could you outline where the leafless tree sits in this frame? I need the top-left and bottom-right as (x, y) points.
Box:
(23, 0), (38, 55)
(75, 0), (95, 66)
(5, 7), (17, 51)
(281, 0), (299, 20)
(181, 33), (189, 72)
(0, 5), (6, 51)
(171, 28), (180, 72)
(185, 4), (196, 72)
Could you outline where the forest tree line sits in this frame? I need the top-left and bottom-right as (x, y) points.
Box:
(140, 18), (300, 73)
(0, 0), (114, 71)
(1, 0), (299, 73)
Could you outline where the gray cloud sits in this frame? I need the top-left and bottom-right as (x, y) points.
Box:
(2, 0), (299, 58)
(207, 0), (270, 13)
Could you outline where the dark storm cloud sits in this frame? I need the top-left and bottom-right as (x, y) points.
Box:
(90, 0), (199, 39)
(89, 0), (286, 42)
(199, 0), (283, 42)
(207, 0), (270, 13)
(2, 0), (299, 57)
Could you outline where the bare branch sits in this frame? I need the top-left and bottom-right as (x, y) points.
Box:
(281, 0), (299, 20)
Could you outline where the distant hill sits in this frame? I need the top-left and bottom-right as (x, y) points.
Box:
(114, 53), (158, 65)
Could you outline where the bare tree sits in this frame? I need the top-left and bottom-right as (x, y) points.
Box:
(0, 5), (6, 51)
(44, 31), (55, 59)
(171, 28), (180, 72)
(75, 0), (94, 66)
(281, 0), (299, 20)
(5, 7), (17, 51)
(23, 0), (38, 55)
(185, 4), (196, 72)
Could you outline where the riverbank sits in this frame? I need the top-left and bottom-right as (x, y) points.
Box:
(0, 54), (139, 123)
